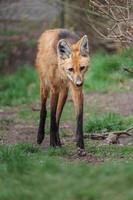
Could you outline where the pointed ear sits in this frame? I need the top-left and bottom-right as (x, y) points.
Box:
(57, 39), (71, 59)
(79, 35), (89, 56)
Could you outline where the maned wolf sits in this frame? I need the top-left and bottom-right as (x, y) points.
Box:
(36, 29), (90, 155)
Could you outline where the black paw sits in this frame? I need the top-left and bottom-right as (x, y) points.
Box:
(37, 134), (44, 144)
(50, 142), (57, 147)
(56, 139), (62, 147)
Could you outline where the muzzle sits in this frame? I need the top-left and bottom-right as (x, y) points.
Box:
(75, 76), (83, 87)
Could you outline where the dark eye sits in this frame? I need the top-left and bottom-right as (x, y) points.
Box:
(68, 68), (73, 72)
(80, 66), (85, 71)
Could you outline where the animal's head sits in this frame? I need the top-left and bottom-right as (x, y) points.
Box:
(57, 35), (90, 87)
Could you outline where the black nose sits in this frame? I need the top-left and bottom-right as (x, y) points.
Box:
(75, 76), (83, 87)
(76, 82), (83, 87)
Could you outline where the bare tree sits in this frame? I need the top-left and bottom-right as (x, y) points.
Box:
(88, 0), (133, 48)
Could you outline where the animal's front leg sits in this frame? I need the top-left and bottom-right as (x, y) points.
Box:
(70, 85), (86, 156)
(50, 90), (59, 147)
(56, 87), (68, 146)
(37, 85), (48, 144)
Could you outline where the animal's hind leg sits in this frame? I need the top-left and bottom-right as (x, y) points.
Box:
(50, 90), (59, 147)
(70, 84), (85, 156)
(37, 84), (48, 144)
(56, 88), (68, 146)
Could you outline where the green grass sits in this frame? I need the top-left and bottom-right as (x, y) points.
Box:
(85, 48), (133, 91)
(85, 112), (133, 133)
(0, 30), (22, 36)
(0, 48), (133, 105)
(0, 143), (133, 200)
(1, 49), (133, 199)
(0, 65), (39, 105)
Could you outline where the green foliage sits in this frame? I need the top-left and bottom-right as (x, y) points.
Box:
(85, 49), (133, 91)
(0, 49), (133, 105)
(0, 65), (39, 105)
(85, 112), (133, 133)
(0, 30), (21, 36)
(0, 49), (133, 200)
(0, 144), (30, 174)
(0, 143), (133, 200)
(86, 140), (133, 158)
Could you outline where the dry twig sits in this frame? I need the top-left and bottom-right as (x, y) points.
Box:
(123, 67), (133, 74)
(88, 0), (133, 47)
(84, 126), (133, 144)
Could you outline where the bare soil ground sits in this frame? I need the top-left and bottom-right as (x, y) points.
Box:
(0, 91), (133, 163)
(85, 91), (133, 116)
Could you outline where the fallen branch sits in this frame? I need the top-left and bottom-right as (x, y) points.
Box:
(84, 133), (108, 140)
(126, 126), (133, 132)
(123, 67), (133, 74)
(84, 126), (133, 144)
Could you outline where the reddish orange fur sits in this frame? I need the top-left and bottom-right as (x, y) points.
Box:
(36, 29), (90, 151)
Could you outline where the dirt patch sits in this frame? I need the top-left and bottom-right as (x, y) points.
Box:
(6, 123), (37, 144)
(85, 91), (133, 116)
(0, 91), (133, 163)
(67, 153), (104, 164)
